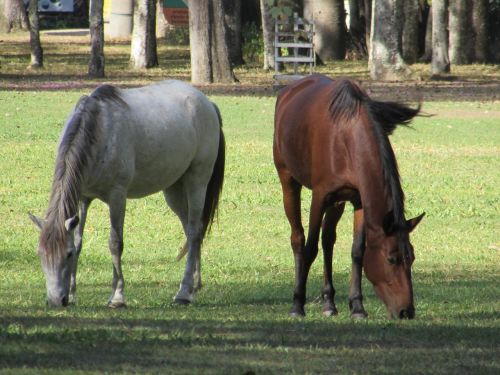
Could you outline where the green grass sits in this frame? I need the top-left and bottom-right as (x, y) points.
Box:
(0, 91), (499, 374)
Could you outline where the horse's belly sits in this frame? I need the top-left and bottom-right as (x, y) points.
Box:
(83, 142), (194, 200)
(126, 162), (190, 198)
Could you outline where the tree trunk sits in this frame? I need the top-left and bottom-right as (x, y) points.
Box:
(4, 0), (28, 32)
(156, 0), (169, 38)
(146, 0), (158, 67)
(224, 0), (243, 66)
(402, 0), (418, 63)
(420, 2), (432, 62)
(88, 0), (105, 78)
(211, 0), (234, 82)
(190, 0), (211, 83)
(431, 0), (449, 74)
(364, 0), (371, 52)
(260, 0), (275, 70)
(189, 0), (235, 83)
(28, 0), (43, 69)
(449, 0), (472, 64)
(369, 0), (410, 80)
(349, 0), (367, 56)
(131, 0), (158, 69)
(0, 0), (6, 32)
(304, 0), (346, 61)
(472, 0), (488, 63)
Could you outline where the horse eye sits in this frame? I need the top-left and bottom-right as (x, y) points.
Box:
(387, 256), (400, 265)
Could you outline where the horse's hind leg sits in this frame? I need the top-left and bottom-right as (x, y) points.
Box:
(321, 202), (345, 316)
(165, 175), (205, 304)
(164, 181), (202, 298)
(107, 193), (127, 308)
(69, 197), (92, 304)
(349, 208), (368, 318)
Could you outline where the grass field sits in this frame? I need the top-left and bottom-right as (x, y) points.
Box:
(0, 88), (498, 374)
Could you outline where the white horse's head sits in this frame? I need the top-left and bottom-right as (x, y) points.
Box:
(29, 213), (79, 307)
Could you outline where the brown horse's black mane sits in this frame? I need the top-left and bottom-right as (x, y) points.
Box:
(41, 85), (127, 263)
(328, 78), (420, 260)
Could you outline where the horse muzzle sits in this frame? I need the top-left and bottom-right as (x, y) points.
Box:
(397, 305), (415, 319)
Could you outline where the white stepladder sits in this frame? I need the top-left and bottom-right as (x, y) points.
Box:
(274, 12), (315, 77)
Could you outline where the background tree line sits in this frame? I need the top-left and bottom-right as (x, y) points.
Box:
(1, 0), (499, 82)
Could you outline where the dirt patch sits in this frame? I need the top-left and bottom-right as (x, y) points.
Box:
(428, 108), (500, 119)
(196, 79), (500, 102)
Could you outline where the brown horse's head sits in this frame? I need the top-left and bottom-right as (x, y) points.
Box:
(363, 213), (424, 319)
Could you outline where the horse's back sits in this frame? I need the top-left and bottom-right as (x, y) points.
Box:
(84, 80), (220, 199)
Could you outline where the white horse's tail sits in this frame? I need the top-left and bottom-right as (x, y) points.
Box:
(176, 102), (225, 261)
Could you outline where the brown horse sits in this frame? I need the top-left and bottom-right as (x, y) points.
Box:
(273, 74), (424, 319)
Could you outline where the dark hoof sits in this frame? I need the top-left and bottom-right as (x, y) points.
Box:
(289, 306), (305, 318)
(351, 311), (368, 319)
(174, 298), (191, 305)
(108, 301), (126, 309)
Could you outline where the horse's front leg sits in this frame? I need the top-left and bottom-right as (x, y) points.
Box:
(277, 170), (306, 316)
(292, 189), (325, 316)
(321, 202), (345, 316)
(107, 194), (126, 308)
(69, 198), (92, 304)
(349, 208), (368, 318)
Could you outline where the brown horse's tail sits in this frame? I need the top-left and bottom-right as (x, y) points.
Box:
(176, 103), (225, 261)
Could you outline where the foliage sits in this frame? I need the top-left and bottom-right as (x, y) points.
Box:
(266, 0), (298, 20)
(0, 91), (499, 373)
(39, 13), (89, 30)
(241, 22), (264, 64)
(163, 26), (189, 46)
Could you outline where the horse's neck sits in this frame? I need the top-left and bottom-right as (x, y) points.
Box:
(351, 131), (392, 243)
(359, 187), (390, 244)
(48, 157), (83, 223)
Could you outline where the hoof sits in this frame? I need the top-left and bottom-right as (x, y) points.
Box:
(322, 308), (338, 317)
(351, 311), (368, 319)
(173, 297), (191, 305)
(108, 301), (126, 309)
(289, 306), (305, 318)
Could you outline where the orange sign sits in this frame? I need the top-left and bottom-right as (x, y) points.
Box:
(163, 8), (189, 26)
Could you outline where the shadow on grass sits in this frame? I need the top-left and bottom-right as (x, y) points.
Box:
(0, 311), (498, 374)
(1, 268), (499, 373)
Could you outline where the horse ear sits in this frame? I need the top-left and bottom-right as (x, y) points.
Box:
(407, 212), (425, 232)
(383, 211), (395, 235)
(64, 216), (80, 232)
(29, 213), (45, 231)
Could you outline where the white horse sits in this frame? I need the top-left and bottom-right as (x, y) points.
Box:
(29, 80), (225, 307)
